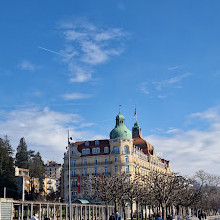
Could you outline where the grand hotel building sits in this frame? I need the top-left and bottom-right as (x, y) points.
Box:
(63, 112), (172, 201)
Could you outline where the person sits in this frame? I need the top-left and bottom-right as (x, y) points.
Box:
(155, 212), (163, 220)
(116, 212), (121, 220)
(167, 214), (173, 220)
(109, 213), (115, 220)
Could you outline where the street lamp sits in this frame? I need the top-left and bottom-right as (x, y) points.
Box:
(68, 130), (72, 220)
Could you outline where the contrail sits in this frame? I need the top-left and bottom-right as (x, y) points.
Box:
(38, 46), (64, 56)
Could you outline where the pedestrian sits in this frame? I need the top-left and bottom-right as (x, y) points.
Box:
(167, 214), (173, 220)
(116, 211), (121, 220)
(109, 213), (115, 220)
(155, 212), (163, 220)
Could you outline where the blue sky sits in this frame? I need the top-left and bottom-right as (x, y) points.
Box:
(0, 0), (220, 176)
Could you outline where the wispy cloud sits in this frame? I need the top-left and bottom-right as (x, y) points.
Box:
(58, 19), (128, 82)
(0, 108), (102, 163)
(140, 72), (191, 98)
(147, 107), (220, 176)
(153, 72), (191, 91)
(19, 60), (38, 71)
(62, 92), (93, 100)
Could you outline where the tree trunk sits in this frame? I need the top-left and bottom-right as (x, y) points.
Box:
(141, 204), (144, 220)
(114, 199), (117, 216)
(136, 201), (139, 220)
(105, 203), (109, 220)
(122, 204), (126, 220)
(162, 204), (166, 220)
(145, 205), (147, 220)
(148, 205), (151, 220)
(131, 200), (133, 220)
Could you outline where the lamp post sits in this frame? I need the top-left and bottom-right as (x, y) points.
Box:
(68, 130), (72, 220)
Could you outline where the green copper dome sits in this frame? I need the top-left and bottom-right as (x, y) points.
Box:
(110, 112), (132, 139)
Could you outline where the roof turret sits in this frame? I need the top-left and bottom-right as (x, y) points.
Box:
(110, 112), (132, 139)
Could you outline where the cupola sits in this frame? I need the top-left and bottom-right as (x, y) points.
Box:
(110, 112), (132, 139)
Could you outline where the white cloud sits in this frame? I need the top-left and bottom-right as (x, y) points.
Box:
(19, 60), (38, 71)
(0, 108), (101, 163)
(147, 107), (220, 176)
(62, 93), (92, 100)
(59, 20), (128, 82)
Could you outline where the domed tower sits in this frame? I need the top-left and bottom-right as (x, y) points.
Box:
(132, 121), (142, 138)
(110, 112), (132, 139)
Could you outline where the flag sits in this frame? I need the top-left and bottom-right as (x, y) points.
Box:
(134, 106), (136, 117)
(77, 175), (80, 193)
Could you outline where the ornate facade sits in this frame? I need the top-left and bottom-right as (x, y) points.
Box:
(63, 112), (172, 202)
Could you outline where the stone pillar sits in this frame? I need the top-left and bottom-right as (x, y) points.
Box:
(31, 203), (33, 219)
(60, 205), (62, 220)
(39, 204), (41, 220)
(53, 204), (56, 220)
(21, 202), (24, 220)
(89, 206), (91, 220)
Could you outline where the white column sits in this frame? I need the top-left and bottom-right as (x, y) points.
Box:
(53, 204), (56, 220)
(89, 206), (91, 220)
(60, 205), (62, 220)
(76, 205), (78, 220)
(80, 205), (83, 220)
(31, 203), (33, 218)
(21, 202), (24, 220)
(66, 205), (68, 220)
(85, 206), (87, 220)
(47, 204), (49, 218)
(39, 204), (41, 220)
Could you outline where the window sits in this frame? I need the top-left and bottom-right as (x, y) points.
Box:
(92, 147), (100, 154)
(115, 166), (118, 173)
(95, 140), (99, 145)
(125, 156), (129, 163)
(70, 160), (74, 166)
(104, 146), (109, 153)
(84, 168), (88, 176)
(82, 148), (90, 155)
(85, 141), (89, 146)
(84, 159), (87, 165)
(73, 160), (76, 167)
(125, 165), (129, 174)
(73, 169), (77, 177)
(94, 167), (98, 175)
(114, 157), (118, 162)
(113, 146), (119, 154)
(124, 146), (129, 154)
(105, 167), (108, 175)
(104, 157), (108, 164)
(94, 158), (98, 165)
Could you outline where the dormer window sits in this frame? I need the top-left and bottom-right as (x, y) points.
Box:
(92, 147), (100, 154)
(95, 140), (99, 145)
(82, 148), (90, 155)
(85, 141), (89, 146)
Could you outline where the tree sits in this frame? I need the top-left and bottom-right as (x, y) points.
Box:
(28, 152), (45, 199)
(0, 136), (18, 198)
(86, 173), (132, 219)
(15, 137), (29, 169)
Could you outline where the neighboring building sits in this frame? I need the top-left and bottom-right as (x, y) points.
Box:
(63, 112), (172, 201)
(44, 161), (62, 196)
(15, 167), (39, 198)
